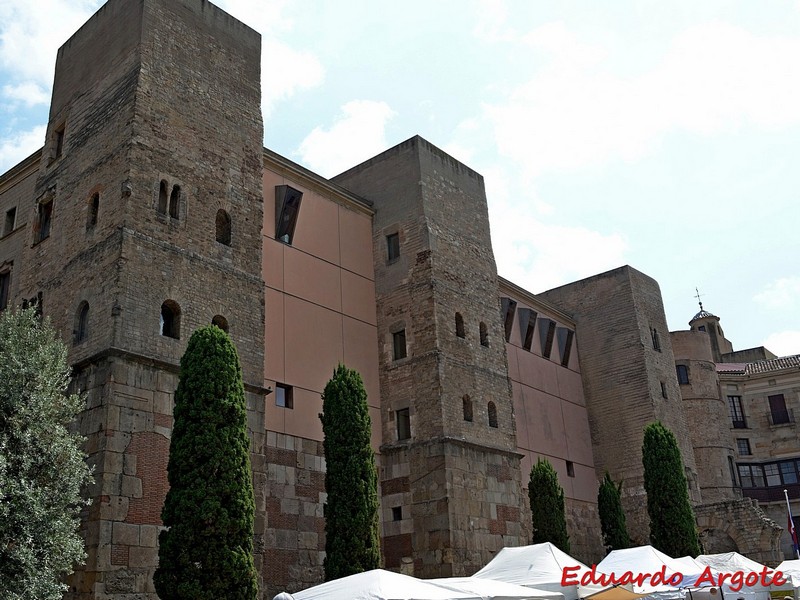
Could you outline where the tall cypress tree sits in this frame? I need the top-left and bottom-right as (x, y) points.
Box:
(154, 326), (258, 599)
(642, 421), (701, 557)
(320, 365), (380, 580)
(598, 471), (631, 553)
(529, 457), (570, 553)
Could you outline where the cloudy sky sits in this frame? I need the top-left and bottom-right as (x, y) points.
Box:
(1, 0), (798, 356)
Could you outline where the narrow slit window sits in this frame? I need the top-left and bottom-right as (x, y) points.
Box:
(455, 312), (465, 338)
(0, 271), (10, 311)
(215, 209), (232, 246)
(558, 328), (574, 367)
(463, 395), (473, 422)
(87, 193), (99, 230)
(392, 329), (407, 360)
(275, 185), (303, 244)
(479, 322), (489, 347)
(35, 199), (53, 243)
(501, 297), (517, 342)
(158, 180), (168, 215)
(74, 301), (89, 345)
(386, 232), (400, 262)
(487, 401), (498, 428)
(652, 328), (661, 351)
(3, 207), (16, 236)
(169, 185), (181, 219)
(566, 461), (575, 477)
(160, 300), (181, 339)
(541, 320), (556, 359)
(396, 408), (411, 440)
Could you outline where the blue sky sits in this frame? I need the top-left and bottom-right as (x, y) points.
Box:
(1, 0), (798, 356)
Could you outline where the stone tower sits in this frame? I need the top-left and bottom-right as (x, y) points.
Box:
(333, 136), (528, 577)
(539, 266), (701, 545)
(11, 1), (266, 597)
(689, 306), (733, 362)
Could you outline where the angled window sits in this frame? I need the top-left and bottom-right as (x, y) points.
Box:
(275, 383), (293, 409)
(386, 232), (400, 262)
(87, 193), (99, 230)
(215, 209), (232, 246)
(676, 364), (690, 385)
(157, 180), (168, 215)
(462, 395), (473, 422)
(501, 297), (517, 342)
(74, 301), (89, 345)
(3, 207), (16, 237)
(558, 327), (574, 367)
(160, 300), (181, 339)
(479, 321), (489, 347)
(392, 329), (407, 360)
(455, 312), (465, 339)
(736, 438), (751, 456)
(518, 308), (537, 351)
(539, 318), (556, 359)
(728, 395), (746, 429)
(651, 328), (661, 351)
(768, 394), (791, 425)
(396, 408), (411, 440)
(35, 197), (54, 243)
(487, 401), (498, 428)
(275, 185), (303, 244)
(211, 314), (229, 333)
(0, 269), (10, 311)
(169, 185), (181, 219)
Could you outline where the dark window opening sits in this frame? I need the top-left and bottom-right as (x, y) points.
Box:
(275, 185), (303, 244)
(728, 395), (746, 429)
(276, 383), (293, 409)
(160, 300), (181, 339)
(676, 364), (689, 385)
(35, 199), (53, 243)
(541, 320), (556, 359)
(212, 314), (229, 333)
(487, 401), (498, 428)
(728, 456), (737, 487)
(559, 328), (574, 367)
(392, 329), (407, 360)
(651, 328), (661, 351)
(566, 461), (575, 478)
(769, 394), (791, 425)
(455, 312), (465, 338)
(0, 271), (10, 311)
(660, 381), (668, 399)
(479, 322), (489, 347)
(501, 297), (517, 342)
(698, 325), (706, 332)
(736, 438), (751, 456)
(215, 209), (232, 245)
(21, 292), (43, 318)
(396, 408), (411, 440)
(169, 185), (181, 219)
(158, 180), (168, 215)
(523, 319), (536, 351)
(87, 193), (99, 230)
(386, 232), (400, 262)
(463, 395), (473, 422)
(3, 207), (16, 236)
(74, 301), (89, 345)
(55, 126), (64, 158)
(392, 506), (402, 521)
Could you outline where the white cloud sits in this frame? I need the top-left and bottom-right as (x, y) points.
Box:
(3, 83), (49, 107)
(484, 21), (800, 177)
(296, 100), (396, 177)
(761, 330), (800, 357)
(754, 276), (800, 310)
(0, 125), (46, 172)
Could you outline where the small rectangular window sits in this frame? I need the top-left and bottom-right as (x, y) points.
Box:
(728, 395), (746, 428)
(660, 381), (668, 399)
(765, 463), (781, 487)
(392, 329), (407, 360)
(275, 185), (303, 245)
(3, 207), (16, 236)
(386, 232), (400, 262)
(736, 438), (751, 456)
(676, 364), (689, 385)
(0, 271), (10, 311)
(652, 328), (661, 351)
(392, 506), (402, 521)
(396, 408), (410, 440)
(275, 383), (293, 409)
(54, 124), (65, 160)
(781, 460), (798, 485)
(566, 461), (575, 478)
(768, 394), (790, 425)
(35, 200), (53, 243)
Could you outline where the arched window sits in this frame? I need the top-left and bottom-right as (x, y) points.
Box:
(160, 300), (181, 339)
(169, 185), (181, 219)
(215, 209), (231, 246)
(157, 180), (168, 215)
(487, 401), (498, 428)
(212, 314), (229, 333)
(463, 395), (473, 422)
(479, 322), (489, 347)
(74, 301), (89, 345)
(455, 312), (465, 338)
(87, 193), (99, 230)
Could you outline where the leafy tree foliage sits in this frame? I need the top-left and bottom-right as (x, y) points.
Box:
(598, 471), (631, 553)
(642, 421), (701, 557)
(529, 457), (570, 553)
(0, 307), (92, 600)
(320, 365), (380, 580)
(154, 325), (258, 599)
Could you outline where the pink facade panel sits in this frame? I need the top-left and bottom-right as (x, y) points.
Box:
(341, 270), (377, 326)
(263, 237), (284, 289)
(284, 387), (325, 441)
(290, 188), (340, 264)
(342, 316), (381, 409)
(556, 367), (586, 407)
(562, 401), (594, 465)
(283, 296), (344, 391)
(338, 205), (375, 279)
(283, 246), (342, 313)
(264, 288), (285, 382)
(517, 348), (560, 397)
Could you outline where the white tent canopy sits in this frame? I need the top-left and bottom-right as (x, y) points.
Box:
(595, 546), (701, 597)
(695, 553), (773, 600)
(428, 576), (565, 600)
(285, 569), (484, 600)
(773, 559), (800, 590)
(472, 542), (590, 600)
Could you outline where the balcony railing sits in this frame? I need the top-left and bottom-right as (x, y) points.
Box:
(732, 419), (747, 429)
(742, 482), (800, 503)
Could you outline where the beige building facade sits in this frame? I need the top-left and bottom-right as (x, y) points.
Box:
(0, 1), (796, 598)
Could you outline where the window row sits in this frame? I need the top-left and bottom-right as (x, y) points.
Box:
(738, 459), (800, 488)
(499, 298), (574, 366)
(728, 393), (794, 429)
(461, 396), (499, 428)
(454, 312), (491, 348)
(157, 179), (234, 246)
(159, 301), (229, 339)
